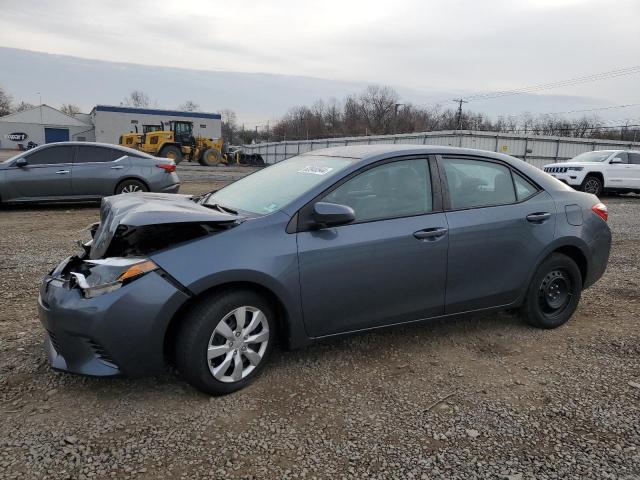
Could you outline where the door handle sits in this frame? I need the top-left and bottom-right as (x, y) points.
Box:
(526, 212), (551, 223)
(110, 165), (124, 170)
(55, 170), (70, 175)
(413, 227), (448, 241)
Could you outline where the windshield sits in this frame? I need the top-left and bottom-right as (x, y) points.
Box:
(206, 155), (353, 214)
(570, 151), (615, 163)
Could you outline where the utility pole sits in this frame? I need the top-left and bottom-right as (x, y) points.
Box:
(394, 103), (404, 134)
(452, 98), (468, 131)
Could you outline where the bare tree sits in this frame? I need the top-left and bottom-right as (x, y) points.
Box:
(178, 100), (200, 112)
(0, 86), (11, 117)
(122, 90), (151, 108)
(220, 109), (237, 143)
(60, 104), (81, 116)
(359, 85), (400, 135)
(14, 101), (35, 113)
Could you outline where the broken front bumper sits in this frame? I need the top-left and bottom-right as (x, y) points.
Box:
(38, 258), (190, 377)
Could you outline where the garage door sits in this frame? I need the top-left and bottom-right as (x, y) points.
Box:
(44, 128), (69, 143)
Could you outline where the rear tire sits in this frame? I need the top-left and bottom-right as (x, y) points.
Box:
(581, 175), (603, 196)
(175, 290), (275, 395)
(160, 145), (183, 164)
(199, 148), (222, 166)
(520, 253), (582, 329)
(115, 179), (148, 195)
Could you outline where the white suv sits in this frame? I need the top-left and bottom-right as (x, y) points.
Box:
(543, 150), (640, 196)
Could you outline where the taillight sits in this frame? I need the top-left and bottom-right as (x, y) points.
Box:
(591, 202), (608, 222)
(156, 163), (176, 173)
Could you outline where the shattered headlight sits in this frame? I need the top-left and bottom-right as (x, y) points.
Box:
(71, 258), (158, 298)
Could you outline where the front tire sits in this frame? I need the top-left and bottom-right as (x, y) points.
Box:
(581, 175), (603, 196)
(199, 148), (222, 166)
(520, 253), (582, 329)
(175, 290), (275, 395)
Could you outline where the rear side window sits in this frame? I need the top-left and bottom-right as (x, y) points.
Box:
(442, 158), (516, 209)
(322, 158), (432, 222)
(75, 146), (125, 163)
(628, 152), (640, 165)
(25, 145), (74, 165)
(513, 172), (538, 201)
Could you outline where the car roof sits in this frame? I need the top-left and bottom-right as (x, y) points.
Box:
(298, 144), (574, 195)
(301, 144), (518, 163)
(26, 141), (153, 158)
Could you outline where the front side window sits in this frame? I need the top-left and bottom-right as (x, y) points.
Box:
(322, 158), (432, 222)
(611, 152), (628, 164)
(442, 158), (516, 209)
(25, 145), (75, 165)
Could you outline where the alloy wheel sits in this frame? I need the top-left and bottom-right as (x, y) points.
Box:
(121, 184), (141, 193)
(583, 178), (600, 195)
(207, 306), (269, 383)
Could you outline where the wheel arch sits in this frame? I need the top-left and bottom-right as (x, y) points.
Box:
(584, 171), (604, 185)
(163, 280), (298, 362)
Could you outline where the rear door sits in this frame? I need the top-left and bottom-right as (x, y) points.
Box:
(72, 145), (130, 197)
(605, 152), (632, 188)
(626, 152), (640, 189)
(439, 155), (557, 313)
(297, 156), (449, 337)
(3, 145), (74, 200)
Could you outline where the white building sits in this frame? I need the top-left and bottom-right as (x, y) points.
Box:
(91, 105), (222, 144)
(0, 104), (222, 150)
(0, 105), (94, 149)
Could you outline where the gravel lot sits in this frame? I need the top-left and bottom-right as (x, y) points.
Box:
(1, 161), (639, 479)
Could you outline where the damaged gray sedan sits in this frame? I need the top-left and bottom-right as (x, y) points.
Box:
(39, 145), (611, 395)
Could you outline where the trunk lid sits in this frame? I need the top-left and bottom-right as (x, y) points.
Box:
(90, 193), (240, 259)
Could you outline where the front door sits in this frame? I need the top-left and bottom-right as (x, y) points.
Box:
(605, 152), (633, 189)
(439, 156), (557, 313)
(297, 157), (448, 337)
(3, 145), (74, 201)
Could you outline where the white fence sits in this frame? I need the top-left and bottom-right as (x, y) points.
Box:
(243, 130), (640, 169)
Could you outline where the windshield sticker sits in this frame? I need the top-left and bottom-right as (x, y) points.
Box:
(298, 166), (334, 175)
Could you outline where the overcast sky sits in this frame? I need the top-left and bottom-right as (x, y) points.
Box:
(0, 0), (638, 121)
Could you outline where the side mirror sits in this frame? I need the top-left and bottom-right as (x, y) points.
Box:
(312, 202), (356, 228)
(15, 158), (28, 168)
(610, 157), (622, 164)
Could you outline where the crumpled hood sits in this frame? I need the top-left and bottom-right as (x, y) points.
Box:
(90, 193), (240, 259)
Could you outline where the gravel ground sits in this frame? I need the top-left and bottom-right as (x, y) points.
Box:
(0, 168), (639, 479)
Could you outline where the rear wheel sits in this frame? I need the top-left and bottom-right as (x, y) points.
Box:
(520, 253), (582, 329)
(115, 179), (148, 195)
(581, 175), (603, 196)
(199, 148), (222, 166)
(160, 145), (183, 164)
(175, 290), (275, 395)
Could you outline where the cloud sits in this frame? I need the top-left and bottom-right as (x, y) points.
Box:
(0, 0), (638, 106)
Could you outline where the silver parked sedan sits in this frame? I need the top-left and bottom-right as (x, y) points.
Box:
(0, 142), (180, 204)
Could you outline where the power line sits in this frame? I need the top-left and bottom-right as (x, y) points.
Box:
(465, 65), (640, 101)
(539, 102), (640, 116)
(415, 65), (640, 108)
